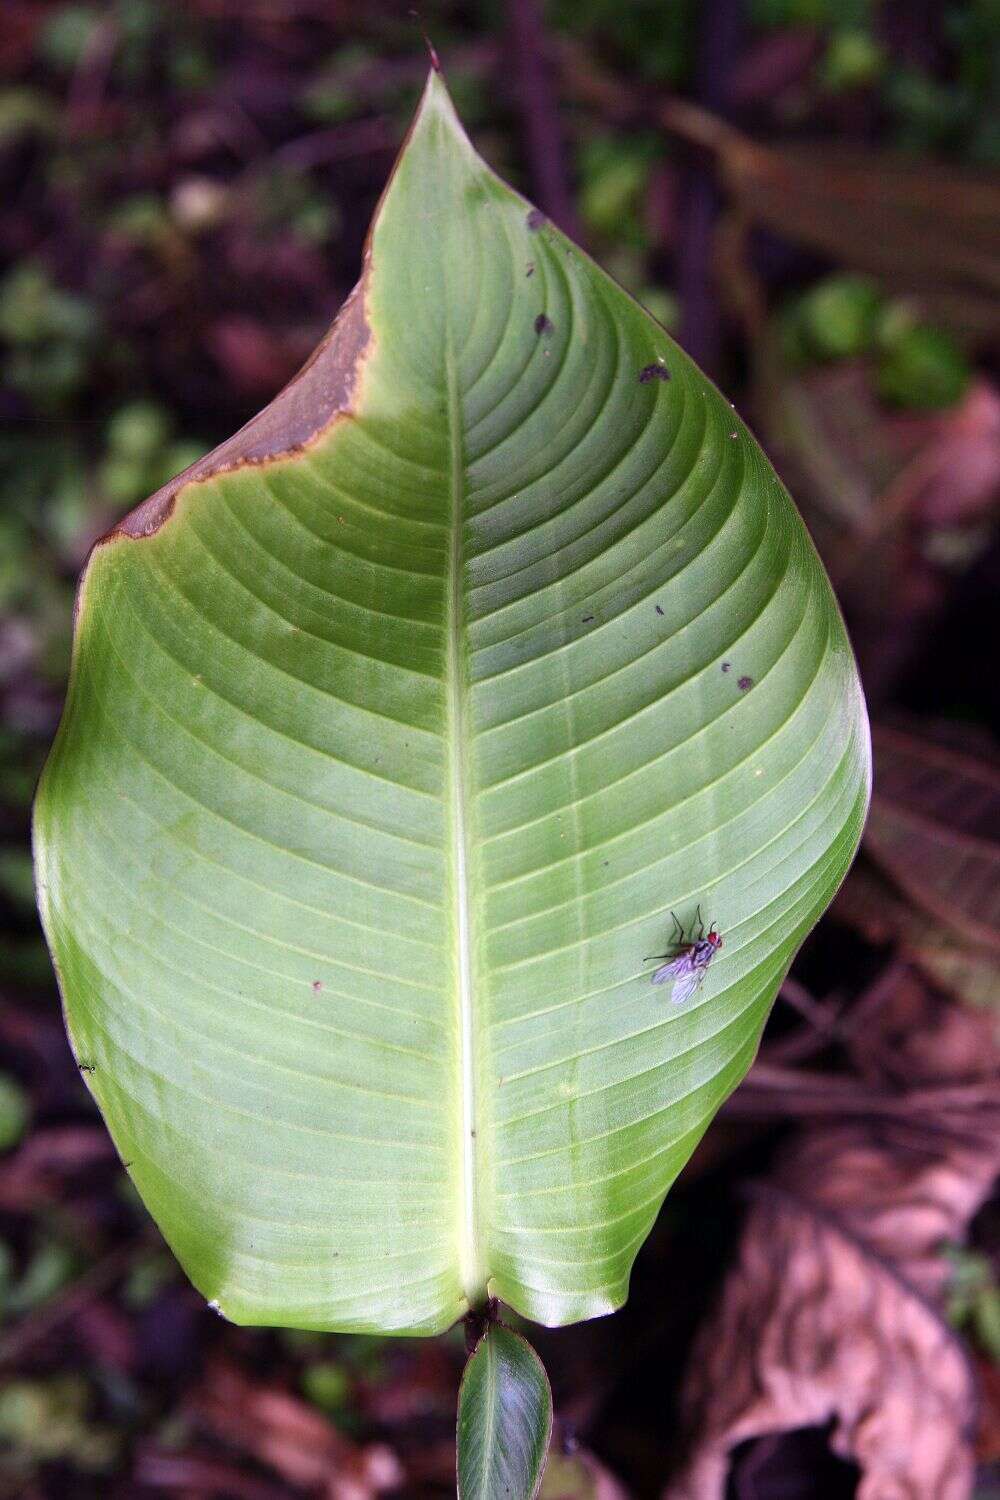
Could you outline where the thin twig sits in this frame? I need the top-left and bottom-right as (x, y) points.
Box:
(778, 976), (843, 1035)
(675, 0), (743, 374)
(729, 1062), (1000, 1151)
(507, 0), (582, 241)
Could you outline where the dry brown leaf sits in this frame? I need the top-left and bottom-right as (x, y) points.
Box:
(842, 962), (1000, 1090)
(193, 1361), (403, 1500)
(133, 1448), (291, 1498)
(834, 860), (1000, 1016)
(666, 1183), (978, 1500)
(776, 1125), (997, 1303)
(667, 972), (999, 1500)
(752, 363), (999, 696)
(555, 45), (1000, 340)
(976, 1360), (1000, 1464)
(688, 119), (1000, 344)
(760, 363), (1000, 561)
(867, 723), (1000, 953)
(900, 383), (1000, 528)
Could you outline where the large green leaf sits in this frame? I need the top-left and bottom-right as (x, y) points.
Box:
(33, 72), (870, 1336)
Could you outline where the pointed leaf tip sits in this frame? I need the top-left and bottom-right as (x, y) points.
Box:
(415, 64), (471, 145)
(457, 1325), (553, 1500)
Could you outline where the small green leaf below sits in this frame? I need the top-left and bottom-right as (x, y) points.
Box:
(457, 1324), (552, 1500)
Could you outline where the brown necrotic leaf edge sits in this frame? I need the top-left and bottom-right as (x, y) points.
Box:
(109, 277), (370, 544)
(82, 70), (448, 564)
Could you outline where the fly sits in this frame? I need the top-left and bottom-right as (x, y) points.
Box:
(645, 907), (722, 1003)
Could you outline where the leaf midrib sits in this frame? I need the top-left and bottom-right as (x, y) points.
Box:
(445, 335), (485, 1310)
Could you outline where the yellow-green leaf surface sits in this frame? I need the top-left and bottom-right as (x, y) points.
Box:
(33, 73), (870, 1336)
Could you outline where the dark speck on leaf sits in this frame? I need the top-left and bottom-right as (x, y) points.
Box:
(721, 661), (731, 673)
(582, 615), (594, 623)
(526, 264), (535, 277)
(655, 604), (664, 616)
(526, 208), (547, 231)
(738, 675), (754, 691)
(639, 363), (670, 384)
(534, 313), (553, 336)
(311, 980), (323, 992)
(79, 1063), (95, 1073)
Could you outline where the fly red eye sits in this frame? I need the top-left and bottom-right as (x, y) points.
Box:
(710, 931), (722, 947)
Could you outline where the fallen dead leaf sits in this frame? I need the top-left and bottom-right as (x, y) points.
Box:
(667, 1181), (978, 1500)
(834, 860), (1000, 1018)
(842, 960), (1000, 1092)
(193, 1360), (403, 1500)
(866, 722), (1000, 954)
(667, 969), (1000, 1500)
(761, 363), (1000, 567)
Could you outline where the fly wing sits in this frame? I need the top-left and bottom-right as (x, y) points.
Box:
(650, 951), (693, 985)
(668, 966), (706, 1005)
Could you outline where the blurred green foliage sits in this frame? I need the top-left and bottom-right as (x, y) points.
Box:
(877, 322), (971, 409)
(780, 274), (972, 409)
(795, 276), (882, 361)
(98, 400), (204, 508)
(0, 1072), (29, 1153)
(820, 28), (885, 92)
(301, 43), (378, 124)
(944, 1243), (1000, 1361)
(752, 0), (999, 161)
(0, 264), (100, 411)
(122, 1249), (176, 1310)
(300, 1360), (352, 1414)
(549, 0), (697, 84)
(0, 1375), (119, 1475)
(6, 1237), (79, 1318)
(751, 0), (871, 26)
(0, 88), (57, 144)
(577, 134), (657, 247)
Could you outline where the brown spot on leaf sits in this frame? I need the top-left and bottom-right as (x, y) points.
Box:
(639, 362), (670, 384)
(738, 675), (754, 691)
(534, 313), (553, 336)
(655, 604), (664, 616)
(311, 980), (323, 992)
